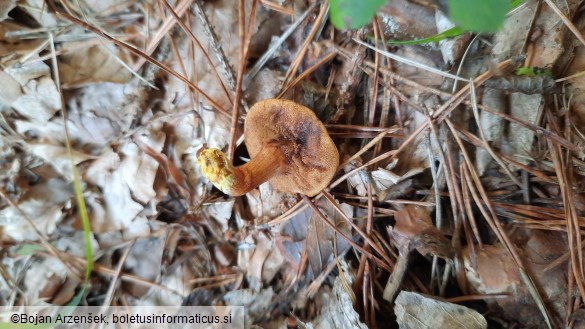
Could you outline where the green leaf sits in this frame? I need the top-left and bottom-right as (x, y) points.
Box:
(330, 0), (387, 29)
(384, 26), (465, 45)
(514, 67), (553, 77)
(447, 0), (509, 32)
(15, 244), (46, 256)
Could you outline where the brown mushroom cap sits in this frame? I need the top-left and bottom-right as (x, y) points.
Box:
(244, 99), (339, 196)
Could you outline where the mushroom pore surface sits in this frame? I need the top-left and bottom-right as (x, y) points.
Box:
(245, 99), (338, 196)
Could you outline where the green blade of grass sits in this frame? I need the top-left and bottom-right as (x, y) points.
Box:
(48, 32), (93, 304)
(384, 26), (466, 45)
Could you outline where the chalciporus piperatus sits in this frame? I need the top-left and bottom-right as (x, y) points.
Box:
(197, 99), (339, 197)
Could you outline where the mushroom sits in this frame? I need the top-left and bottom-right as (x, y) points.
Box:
(197, 99), (339, 197)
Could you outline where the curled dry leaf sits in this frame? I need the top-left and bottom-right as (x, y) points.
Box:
(391, 204), (451, 257)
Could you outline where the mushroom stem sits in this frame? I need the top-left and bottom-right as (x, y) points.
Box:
(197, 145), (287, 196)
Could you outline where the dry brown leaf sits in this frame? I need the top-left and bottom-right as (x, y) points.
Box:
(463, 230), (569, 327)
(0, 21), (47, 66)
(58, 45), (133, 87)
(464, 244), (522, 296)
(391, 204), (449, 254)
(306, 199), (352, 276)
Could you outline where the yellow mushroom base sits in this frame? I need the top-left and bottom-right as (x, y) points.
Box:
(197, 148), (238, 195)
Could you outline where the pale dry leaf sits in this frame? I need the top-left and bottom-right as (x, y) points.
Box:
(476, 0), (581, 173)
(200, 107), (231, 150)
(0, 198), (63, 241)
(343, 158), (368, 196)
(84, 132), (164, 233)
(202, 198), (235, 233)
(245, 182), (296, 219)
(275, 206), (312, 284)
(14, 82), (128, 148)
(435, 9), (469, 65)
(223, 287), (275, 324)
(27, 143), (94, 180)
(378, 0), (437, 41)
(53, 230), (99, 258)
(22, 257), (69, 305)
(122, 237), (166, 299)
(166, 0), (284, 109)
(262, 238), (285, 285)
(165, 111), (205, 156)
(5, 60), (50, 85)
(241, 231), (284, 292)
(371, 162), (425, 192)
(244, 68), (283, 104)
(58, 45), (133, 87)
(0, 0), (15, 21)
(395, 291), (487, 329)
(279, 206), (312, 263)
(0, 63), (61, 123)
(0, 69), (23, 105)
(0, 256), (17, 304)
(20, 0), (59, 27)
(0, 178), (71, 241)
(82, 0), (129, 13)
(308, 261), (367, 329)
